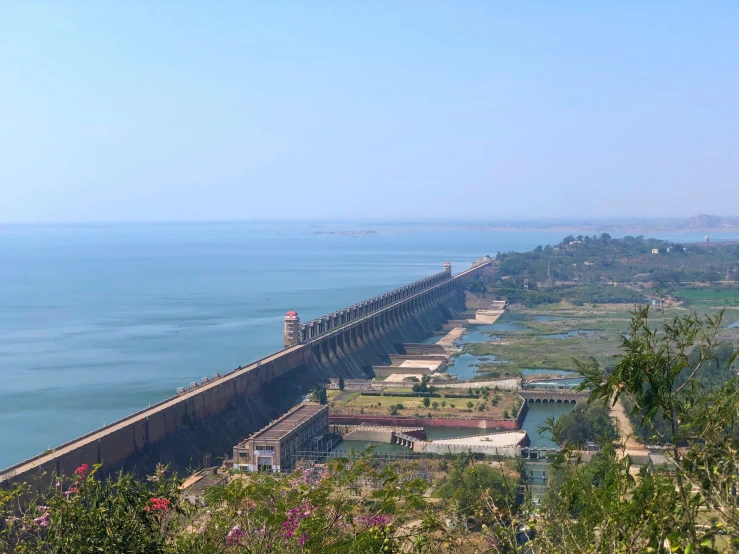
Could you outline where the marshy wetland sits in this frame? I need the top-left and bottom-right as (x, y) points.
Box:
(456, 302), (739, 381)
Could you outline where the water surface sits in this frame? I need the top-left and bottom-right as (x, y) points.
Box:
(0, 223), (706, 469)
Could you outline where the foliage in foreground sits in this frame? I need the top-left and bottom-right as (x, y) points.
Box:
(3, 306), (739, 553)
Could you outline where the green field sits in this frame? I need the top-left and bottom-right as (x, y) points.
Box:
(331, 390), (519, 419)
(675, 287), (739, 308)
(463, 301), (739, 378)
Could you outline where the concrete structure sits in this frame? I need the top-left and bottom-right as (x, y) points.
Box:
(416, 430), (529, 457)
(283, 311), (301, 348)
(520, 390), (588, 404)
(232, 404), (329, 472)
(0, 258), (492, 488)
(339, 425), (426, 448)
(329, 414), (519, 431)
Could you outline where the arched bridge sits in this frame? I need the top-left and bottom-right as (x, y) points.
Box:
(520, 390), (589, 404)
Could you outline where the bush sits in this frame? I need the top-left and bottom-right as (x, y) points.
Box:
(557, 403), (617, 445)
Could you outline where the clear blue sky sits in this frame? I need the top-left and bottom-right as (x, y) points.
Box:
(1, 2), (737, 223)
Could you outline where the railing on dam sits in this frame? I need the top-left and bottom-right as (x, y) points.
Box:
(298, 258), (492, 343)
(299, 270), (451, 342)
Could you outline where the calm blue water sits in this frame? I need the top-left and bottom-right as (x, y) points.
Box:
(520, 403), (575, 449)
(539, 330), (595, 339)
(0, 223), (713, 469)
(523, 369), (577, 376)
(489, 321), (528, 332)
(528, 378), (584, 389)
(460, 325), (499, 344)
(530, 315), (565, 322)
(448, 353), (483, 380)
(728, 321), (739, 329)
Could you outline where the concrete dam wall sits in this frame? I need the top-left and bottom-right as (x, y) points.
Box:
(0, 260), (491, 488)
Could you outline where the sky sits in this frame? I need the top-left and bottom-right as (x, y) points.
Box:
(1, 2), (738, 223)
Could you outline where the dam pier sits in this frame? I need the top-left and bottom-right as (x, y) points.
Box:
(1, 258), (493, 487)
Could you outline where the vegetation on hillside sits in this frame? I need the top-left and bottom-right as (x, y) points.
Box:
(475, 234), (739, 306)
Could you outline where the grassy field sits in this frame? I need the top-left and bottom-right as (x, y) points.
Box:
(675, 287), (739, 308)
(464, 301), (739, 378)
(330, 390), (520, 420)
(463, 304), (633, 372)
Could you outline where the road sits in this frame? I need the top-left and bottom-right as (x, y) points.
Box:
(610, 397), (648, 459)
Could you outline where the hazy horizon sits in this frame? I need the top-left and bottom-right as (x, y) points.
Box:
(2, 2), (738, 223)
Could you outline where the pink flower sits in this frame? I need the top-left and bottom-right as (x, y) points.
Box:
(74, 464), (89, 477)
(226, 524), (246, 546)
(33, 512), (51, 527)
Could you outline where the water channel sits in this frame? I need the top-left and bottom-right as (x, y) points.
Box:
(354, 318), (580, 457)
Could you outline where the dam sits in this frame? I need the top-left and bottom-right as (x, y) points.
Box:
(0, 258), (493, 487)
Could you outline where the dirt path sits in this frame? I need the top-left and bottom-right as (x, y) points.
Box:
(610, 397), (648, 458)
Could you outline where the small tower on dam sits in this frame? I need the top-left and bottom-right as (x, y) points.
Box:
(444, 261), (452, 274)
(283, 310), (301, 348)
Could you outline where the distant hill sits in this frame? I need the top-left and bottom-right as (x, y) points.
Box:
(682, 214), (739, 229)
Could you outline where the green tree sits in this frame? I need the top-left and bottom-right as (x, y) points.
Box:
(338, 376), (345, 391)
(466, 401), (474, 410)
(575, 305), (736, 550)
(423, 397), (431, 408)
(555, 404), (617, 446)
(435, 462), (516, 523)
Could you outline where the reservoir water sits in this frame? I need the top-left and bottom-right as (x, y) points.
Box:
(0, 223), (715, 469)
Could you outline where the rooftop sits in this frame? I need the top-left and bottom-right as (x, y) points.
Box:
(248, 404), (326, 443)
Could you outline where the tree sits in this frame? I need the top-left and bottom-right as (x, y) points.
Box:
(555, 404), (617, 445)
(423, 397), (431, 408)
(318, 388), (328, 405)
(435, 461), (515, 522)
(577, 305), (735, 548)
(700, 270), (721, 284)
(338, 376), (345, 391)
(432, 401), (439, 410)
(466, 401), (474, 410)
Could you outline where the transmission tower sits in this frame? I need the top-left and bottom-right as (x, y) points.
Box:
(524, 269), (529, 291)
(545, 264), (553, 288)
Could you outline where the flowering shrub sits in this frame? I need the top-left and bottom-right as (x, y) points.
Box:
(1, 463), (181, 554)
(1, 454), (524, 554)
